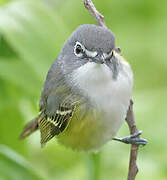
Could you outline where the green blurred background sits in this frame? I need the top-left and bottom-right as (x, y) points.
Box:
(0, 0), (166, 179)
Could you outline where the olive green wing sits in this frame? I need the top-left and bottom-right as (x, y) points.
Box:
(38, 104), (76, 147)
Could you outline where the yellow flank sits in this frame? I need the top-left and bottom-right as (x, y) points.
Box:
(57, 105), (112, 152)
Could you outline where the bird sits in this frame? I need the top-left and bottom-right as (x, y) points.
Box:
(20, 24), (138, 152)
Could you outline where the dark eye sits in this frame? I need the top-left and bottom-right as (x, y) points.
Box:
(75, 45), (82, 54)
(74, 42), (85, 57)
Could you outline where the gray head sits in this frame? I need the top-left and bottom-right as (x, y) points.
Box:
(59, 24), (116, 72)
(69, 24), (115, 53)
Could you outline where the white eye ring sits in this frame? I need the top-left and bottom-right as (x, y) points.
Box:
(74, 42), (85, 57)
(74, 41), (98, 58)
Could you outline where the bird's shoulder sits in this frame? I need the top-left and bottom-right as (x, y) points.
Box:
(37, 57), (82, 146)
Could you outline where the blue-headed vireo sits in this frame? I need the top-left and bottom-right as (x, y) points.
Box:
(20, 24), (140, 152)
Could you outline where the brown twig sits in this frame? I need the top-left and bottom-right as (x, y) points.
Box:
(125, 100), (139, 180)
(83, 1), (144, 180)
(84, 0), (106, 27)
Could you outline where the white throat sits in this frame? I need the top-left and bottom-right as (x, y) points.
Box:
(71, 57), (133, 109)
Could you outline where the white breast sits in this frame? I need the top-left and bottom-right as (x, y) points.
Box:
(72, 58), (133, 114)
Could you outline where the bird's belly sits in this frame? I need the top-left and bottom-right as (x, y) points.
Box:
(57, 101), (129, 152)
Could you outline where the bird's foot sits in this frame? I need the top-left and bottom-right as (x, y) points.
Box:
(112, 131), (147, 146)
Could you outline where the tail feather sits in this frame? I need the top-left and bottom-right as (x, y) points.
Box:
(19, 117), (39, 139)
